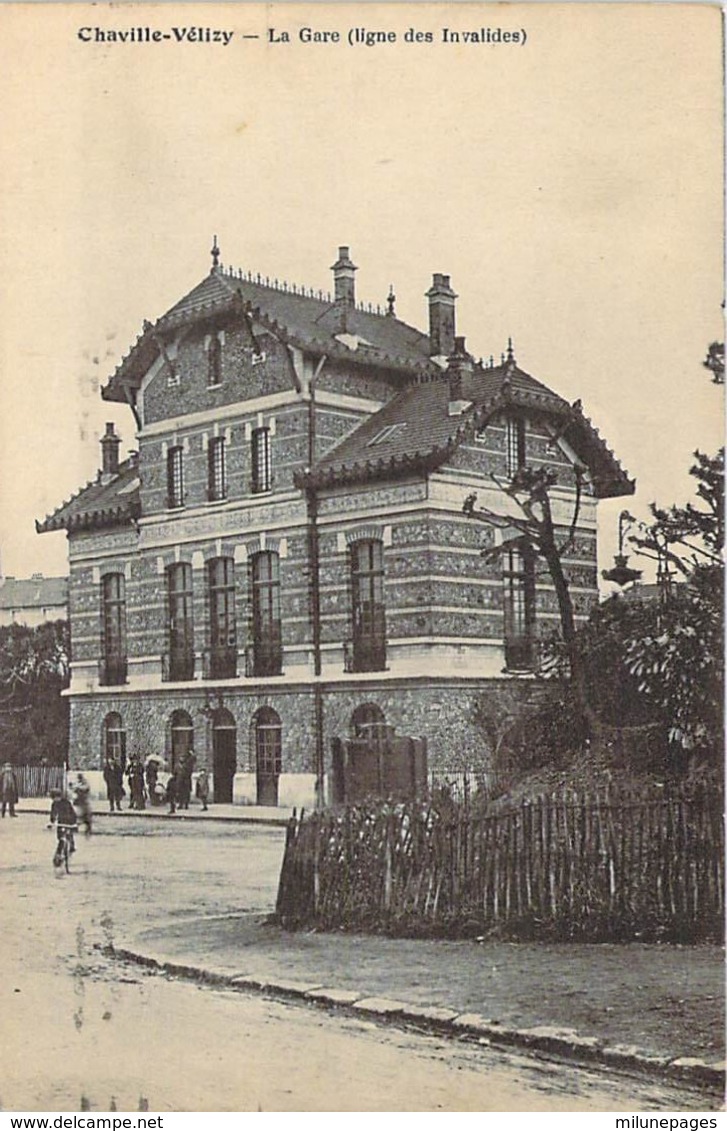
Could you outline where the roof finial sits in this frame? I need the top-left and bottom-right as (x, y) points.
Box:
(210, 235), (220, 274)
(386, 284), (396, 318)
(506, 336), (515, 364)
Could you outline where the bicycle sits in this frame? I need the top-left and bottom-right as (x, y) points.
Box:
(53, 824), (76, 873)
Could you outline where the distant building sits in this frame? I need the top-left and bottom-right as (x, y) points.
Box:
(37, 241), (634, 808)
(0, 573), (68, 628)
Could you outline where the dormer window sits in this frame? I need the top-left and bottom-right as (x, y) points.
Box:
(506, 417), (526, 478)
(207, 334), (223, 387)
(368, 422), (407, 447)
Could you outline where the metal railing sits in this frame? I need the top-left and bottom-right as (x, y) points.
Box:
(98, 655), (128, 686)
(504, 635), (540, 672)
(161, 650), (195, 682)
(202, 646), (238, 680)
(245, 642), (283, 678)
(343, 637), (387, 673)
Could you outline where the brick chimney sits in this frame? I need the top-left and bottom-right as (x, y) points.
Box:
(447, 337), (473, 413)
(426, 273), (457, 358)
(331, 246), (357, 306)
(100, 422), (121, 477)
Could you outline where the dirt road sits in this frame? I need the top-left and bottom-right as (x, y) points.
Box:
(0, 815), (717, 1112)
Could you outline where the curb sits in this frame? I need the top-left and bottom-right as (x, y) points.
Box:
(105, 944), (725, 1095)
(17, 806), (291, 828)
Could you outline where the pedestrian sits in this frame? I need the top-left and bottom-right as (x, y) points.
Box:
(165, 770), (178, 815)
(178, 750), (195, 811)
(145, 759), (158, 802)
(103, 755), (124, 812)
(126, 754), (146, 810)
(72, 773), (93, 836)
(195, 767), (210, 811)
(1, 762), (19, 818)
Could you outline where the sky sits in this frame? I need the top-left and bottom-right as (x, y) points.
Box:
(0, 1), (723, 585)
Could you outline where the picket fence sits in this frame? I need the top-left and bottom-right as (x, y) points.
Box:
(15, 763), (65, 798)
(276, 788), (725, 941)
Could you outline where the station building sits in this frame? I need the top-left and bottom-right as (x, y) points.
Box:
(37, 242), (633, 807)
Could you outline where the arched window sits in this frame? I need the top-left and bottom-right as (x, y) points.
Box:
(252, 707), (282, 806)
(250, 551), (282, 676)
(350, 703), (388, 744)
(100, 573), (127, 685)
(103, 712), (126, 769)
(170, 709), (194, 772)
(350, 539), (386, 672)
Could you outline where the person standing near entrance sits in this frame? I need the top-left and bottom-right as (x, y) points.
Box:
(195, 767), (210, 811)
(178, 750), (195, 810)
(1, 762), (19, 817)
(103, 756), (124, 812)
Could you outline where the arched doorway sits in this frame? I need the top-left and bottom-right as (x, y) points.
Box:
(170, 710), (194, 773)
(212, 708), (237, 804)
(102, 712), (126, 770)
(350, 702), (388, 743)
(252, 707), (281, 806)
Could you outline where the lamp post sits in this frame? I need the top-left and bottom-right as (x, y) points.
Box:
(601, 510), (643, 588)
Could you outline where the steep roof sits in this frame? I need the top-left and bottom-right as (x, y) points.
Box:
(0, 575), (68, 611)
(36, 457), (140, 535)
(103, 266), (435, 402)
(302, 360), (634, 500)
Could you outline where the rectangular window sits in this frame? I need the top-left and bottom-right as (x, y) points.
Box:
(100, 573), (127, 685)
(167, 446), (184, 508)
(506, 417), (526, 478)
(251, 427), (272, 493)
(250, 552), (282, 676)
(208, 335), (222, 387)
(350, 540), (386, 672)
(166, 563), (194, 681)
(208, 437), (227, 501)
(207, 557), (236, 679)
(503, 547), (536, 670)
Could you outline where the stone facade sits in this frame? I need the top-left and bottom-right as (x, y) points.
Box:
(41, 248), (632, 809)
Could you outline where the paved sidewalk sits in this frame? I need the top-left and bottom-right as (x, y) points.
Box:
(112, 911), (726, 1101)
(18, 801), (293, 826)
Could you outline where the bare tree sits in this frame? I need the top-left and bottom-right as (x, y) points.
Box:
(463, 462), (601, 737)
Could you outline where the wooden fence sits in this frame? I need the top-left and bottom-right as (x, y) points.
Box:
(276, 789), (725, 942)
(15, 764), (65, 798)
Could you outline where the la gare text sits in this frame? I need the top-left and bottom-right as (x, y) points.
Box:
(272, 27), (526, 46)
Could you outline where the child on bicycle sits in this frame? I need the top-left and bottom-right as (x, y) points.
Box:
(48, 788), (78, 860)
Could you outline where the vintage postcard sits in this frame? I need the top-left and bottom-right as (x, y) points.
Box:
(0, 1), (723, 1118)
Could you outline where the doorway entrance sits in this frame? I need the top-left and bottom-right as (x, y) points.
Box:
(252, 707), (282, 806)
(212, 708), (236, 803)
